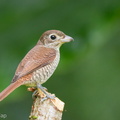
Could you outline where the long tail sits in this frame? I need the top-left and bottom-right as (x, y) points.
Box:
(0, 82), (22, 101)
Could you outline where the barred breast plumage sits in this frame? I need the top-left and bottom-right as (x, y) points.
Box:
(23, 49), (60, 86)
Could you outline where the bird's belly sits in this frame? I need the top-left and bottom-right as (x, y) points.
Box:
(33, 64), (57, 84)
(24, 54), (60, 87)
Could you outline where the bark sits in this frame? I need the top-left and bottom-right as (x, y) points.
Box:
(29, 90), (65, 120)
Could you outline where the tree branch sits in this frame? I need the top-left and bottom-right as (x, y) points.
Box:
(29, 90), (65, 120)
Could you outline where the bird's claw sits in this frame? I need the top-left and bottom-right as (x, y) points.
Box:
(36, 84), (55, 101)
(41, 94), (55, 102)
(32, 90), (38, 99)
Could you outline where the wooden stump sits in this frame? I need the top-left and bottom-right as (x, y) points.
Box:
(29, 92), (65, 120)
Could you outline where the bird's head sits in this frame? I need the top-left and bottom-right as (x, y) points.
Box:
(37, 30), (74, 48)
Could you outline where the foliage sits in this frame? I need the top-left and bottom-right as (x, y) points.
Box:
(0, 0), (120, 120)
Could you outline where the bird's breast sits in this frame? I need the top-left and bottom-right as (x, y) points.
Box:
(24, 51), (60, 86)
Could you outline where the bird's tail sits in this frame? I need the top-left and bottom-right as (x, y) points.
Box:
(0, 82), (22, 101)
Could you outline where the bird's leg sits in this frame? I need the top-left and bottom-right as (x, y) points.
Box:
(32, 90), (39, 99)
(39, 86), (48, 91)
(37, 84), (55, 101)
(27, 87), (38, 99)
(29, 86), (48, 100)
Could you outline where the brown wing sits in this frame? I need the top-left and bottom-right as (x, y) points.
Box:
(12, 46), (56, 83)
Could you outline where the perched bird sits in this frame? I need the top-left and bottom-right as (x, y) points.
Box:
(0, 30), (73, 101)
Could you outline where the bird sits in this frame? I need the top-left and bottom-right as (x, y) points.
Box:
(0, 30), (73, 101)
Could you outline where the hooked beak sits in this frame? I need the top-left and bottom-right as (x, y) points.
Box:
(61, 35), (74, 43)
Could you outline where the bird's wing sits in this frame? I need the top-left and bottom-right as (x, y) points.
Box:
(12, 46), (56, 83)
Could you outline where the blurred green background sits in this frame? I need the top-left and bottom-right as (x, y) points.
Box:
(0, 0), (120, 120)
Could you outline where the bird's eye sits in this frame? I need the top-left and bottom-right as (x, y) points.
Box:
(50, 35), (57, 40)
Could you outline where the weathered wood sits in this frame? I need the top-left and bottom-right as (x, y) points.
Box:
(29, 91), (65, 120)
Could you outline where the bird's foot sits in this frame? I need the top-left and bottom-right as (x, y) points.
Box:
(37, 84), (55, 101)
(32, 90), (38, 99)
(41, 94), (55, 102)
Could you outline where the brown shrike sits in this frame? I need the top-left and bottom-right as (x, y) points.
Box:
(0, 30), (73, 101)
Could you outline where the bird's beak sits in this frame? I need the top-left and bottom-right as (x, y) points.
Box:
(61, 35), (74, 43)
